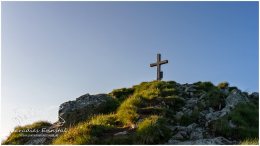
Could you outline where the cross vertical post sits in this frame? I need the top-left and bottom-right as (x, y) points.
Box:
(150, 53), (168, 81)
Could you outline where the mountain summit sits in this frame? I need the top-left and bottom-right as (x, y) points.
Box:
(2, 81), (259, 145)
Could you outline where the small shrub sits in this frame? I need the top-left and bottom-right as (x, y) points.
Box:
(195, 81), (215, 92)
(2, 121), (52, 145)
(135, 115), (171, 144)
(117, 96), (142, 125)
(217, 81), (229, 89)
(205, 89), (226, 110)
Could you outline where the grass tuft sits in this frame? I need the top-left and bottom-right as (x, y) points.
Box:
(135, 115), (171, 144)
(2, 121), (52, 145)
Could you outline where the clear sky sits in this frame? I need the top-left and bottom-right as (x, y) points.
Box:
(1, 1), (258, 140)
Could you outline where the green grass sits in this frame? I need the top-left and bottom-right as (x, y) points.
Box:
(5, 80), (258, 145)
(53, 114), (118, 144)
(116, 96), (142, 125)
(2, 121), (52, 145)
(96, 97), (120, 114)
(109, 87), (134, 102)
(178, 107), (200, 126)
(194, 81), (215, 92)
(205, 88), (226, 110)
(133, 81), (176, 100)
(135, 115), (171, 144)
(211, 103), (259, 140)
(240, 138), (259, 145)
(89, 114), (119, 127)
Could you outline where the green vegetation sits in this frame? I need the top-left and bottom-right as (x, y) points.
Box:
(135, 115), (171, 144)
(2, 121), (52, 145)
(4, 80), (259, 145)
(228, 86), (238, 92)
(240, 138), (259, 145)
(109, 87), (134, 102)
(117, 96), (142, 125)
(205, 88), (226, 110)
(194, 81), (215, 92)
(53, 114), (118, 144)
(178, 107), (200, 126)
(211, 103), (259, 140)
(217, 81), (229, 89)
(97, 97), (120, 114)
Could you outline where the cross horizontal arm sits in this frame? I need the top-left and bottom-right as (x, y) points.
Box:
(150, 63), (157, 67)
(160, 60), (168, 65)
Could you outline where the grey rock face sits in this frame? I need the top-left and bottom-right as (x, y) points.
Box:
(169, 123), (205, 142)
(225, 89), (249, 107)
(204, 89), (249, 125)
(167, 137), (233, 145)
(250, 92), (259, 99)
(190, 127), (204, 140)
(58, 93), (112, 127)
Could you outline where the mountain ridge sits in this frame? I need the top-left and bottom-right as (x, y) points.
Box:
(2, 80), (259, 145)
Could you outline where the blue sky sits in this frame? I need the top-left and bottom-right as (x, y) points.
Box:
(1, 1), (258, 140)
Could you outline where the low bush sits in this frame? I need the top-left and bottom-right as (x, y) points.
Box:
(205, 89), (226, 110)
(195, 81), (215, 92)
(217, 81), (229, 89)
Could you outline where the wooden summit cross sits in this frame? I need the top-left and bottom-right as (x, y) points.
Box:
(150, 53), (168, 81)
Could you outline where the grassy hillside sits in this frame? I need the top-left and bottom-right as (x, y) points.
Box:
(2, 81), (259, 145)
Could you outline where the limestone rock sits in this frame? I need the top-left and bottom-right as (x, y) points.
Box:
(58, 93), (112, 127)
(225, 89), (249, 107)
(190, 127), (204, 140)
(167, 137), (233, 145)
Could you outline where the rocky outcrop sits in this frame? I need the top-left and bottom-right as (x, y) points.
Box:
(167, 137), (234, 145)
(58, 93), (112, 127)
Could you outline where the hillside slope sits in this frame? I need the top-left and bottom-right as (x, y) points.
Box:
(2, 81), (259, 145)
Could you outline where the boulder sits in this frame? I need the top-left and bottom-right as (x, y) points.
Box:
(58, 93), (112, 127)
